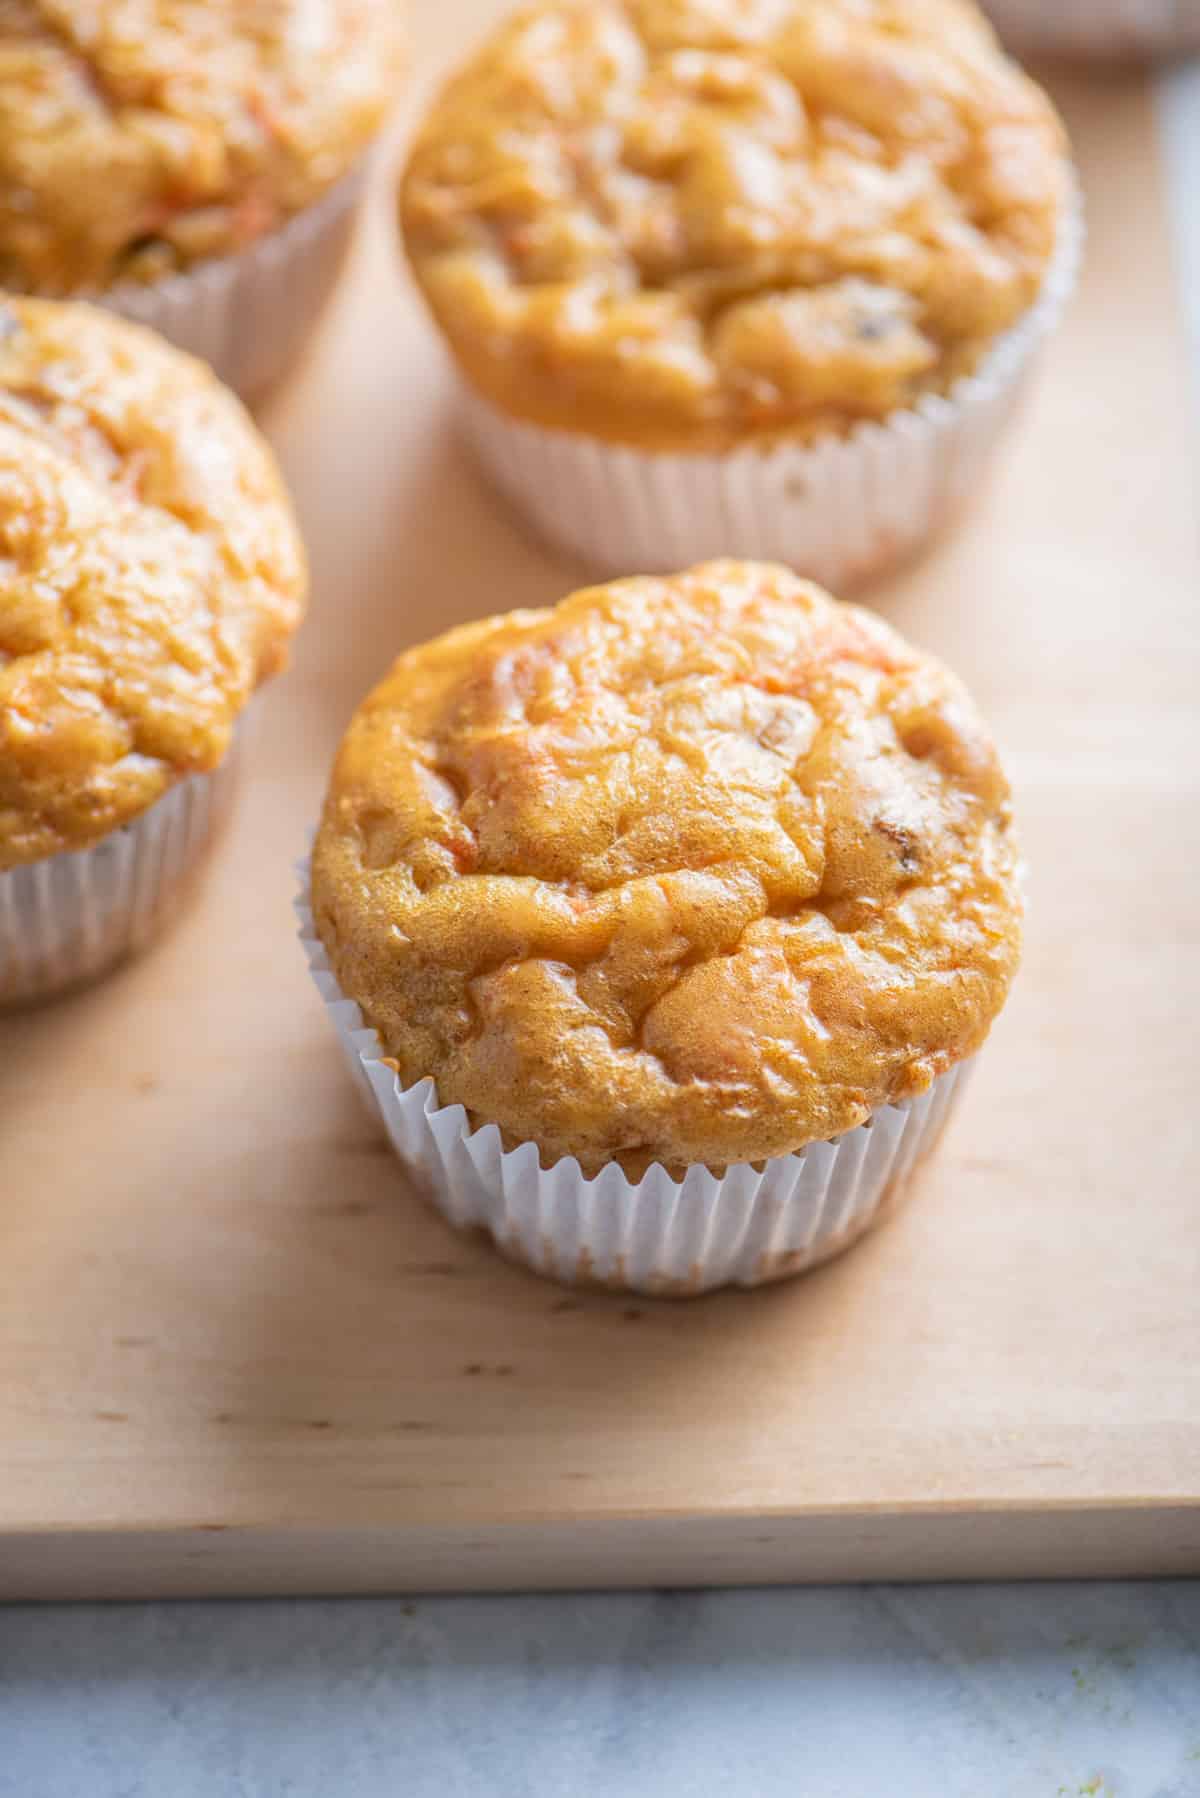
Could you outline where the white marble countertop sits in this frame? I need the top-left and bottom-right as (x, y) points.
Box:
(2, 1584), (1199, 1795)
(2, 64), (1198, 1798)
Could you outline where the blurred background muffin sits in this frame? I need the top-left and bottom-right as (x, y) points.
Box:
(302, 559), (1022, 1294)
(981, 0), (1200, 61)
(0, 298), (306, 1007)
(0, 1), (404, 399)
(400, 0), (1079, 588)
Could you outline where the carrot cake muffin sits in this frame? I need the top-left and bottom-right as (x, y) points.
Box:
(304, 560), (1021, 1292)
(400, 0), (1078, 585)
(0, 1), (404, 395)
(0, 297), (307, 1004)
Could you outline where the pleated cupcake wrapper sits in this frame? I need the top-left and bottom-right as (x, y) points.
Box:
(0, 743), (240, 1010)
(297, 871), (972, 1295)
(983, 0), (1200, 56)
(460, 201), (1083, 589)
(97, 164), (367, 401)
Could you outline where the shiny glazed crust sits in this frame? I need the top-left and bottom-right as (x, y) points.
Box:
(401, 0), (1070, 452)
(0, 297), (306, 868)
(0, 0), (402, 295)
(312, 561), (1022, 1176)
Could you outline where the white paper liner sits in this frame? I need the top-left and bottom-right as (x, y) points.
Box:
(96, 166), (367, 401)
(982, 0), (1200, 56)
(459, 202), (1083, 589)
(297, 873), (973, 1295)
(0, 742), (240, 1010)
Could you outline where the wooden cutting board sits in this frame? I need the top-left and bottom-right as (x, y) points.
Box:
(1, 14), (1197, 1597)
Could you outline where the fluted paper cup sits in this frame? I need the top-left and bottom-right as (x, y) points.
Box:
(0, 743), (240, 1010)
(460, 203), (1082, 590)
(97, 166), (367, 402)
(982, 0), (1200, 57)
(298, 872), (973, 1295)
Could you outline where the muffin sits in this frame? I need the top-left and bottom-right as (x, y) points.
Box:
(400, 0), (1079, 588)
(301, 560), (1022, 1294)
(0, 298), (306, 1007)
(0, 1), (404, 399)
(981, 0), (1200, 59)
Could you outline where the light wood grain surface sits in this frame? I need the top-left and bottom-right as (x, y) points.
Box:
(0, 9), (1196, 1596)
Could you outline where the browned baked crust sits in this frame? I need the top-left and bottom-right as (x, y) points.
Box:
(312, 561), (1022, 1175)
(0, 297), (306, 868)
(0, 0), (402, 294)
(401, 0), (1071, 452)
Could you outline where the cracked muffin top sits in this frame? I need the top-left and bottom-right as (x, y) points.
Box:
(0, 0), (402, 296)
(0, 297), (306, 869)
(401, 0), (1070, 452)
(311, 561), (1021, 1176)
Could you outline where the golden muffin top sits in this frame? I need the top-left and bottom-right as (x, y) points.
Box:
(0, 1), (402, 295)
(0, 298), (306, 869)
(401, 0), (1070, 452)
(312, 561), (1021, 1176)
